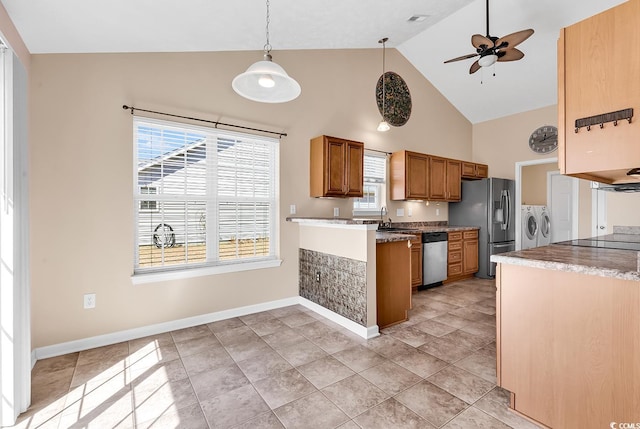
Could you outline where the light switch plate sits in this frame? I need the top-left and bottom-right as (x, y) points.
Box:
(333, 207), (340, 217)
(290, 204), (296, 215)
(396, 208), (404, 217)
(407, 207), (413, 217)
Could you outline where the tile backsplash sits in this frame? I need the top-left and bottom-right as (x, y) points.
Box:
(299, 249), (367, 326)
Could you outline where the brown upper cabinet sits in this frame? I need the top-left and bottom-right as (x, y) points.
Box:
(390, 150), (429, 200)
(558, 0), (640, 184)
(461, 162), (488, 180)
(310, 135), (364, 198)
(429, 157), (461, 202)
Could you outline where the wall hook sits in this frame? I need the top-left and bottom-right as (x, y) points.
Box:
(599, 123), (604, 129)
(586, 125), (591, 131)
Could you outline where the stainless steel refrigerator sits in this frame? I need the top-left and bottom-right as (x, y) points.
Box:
(448, 177), (515, 278)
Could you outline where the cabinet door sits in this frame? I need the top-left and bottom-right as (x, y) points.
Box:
(463, 239), (479, 274)
(428, 156), (447, 200)
(475, 164), (488, 178)
(561, 0), (640, 179)
(344, 141), (364, 197)
(410, 244), (422, 287)
(446, 159), (461, 201)
(406, 152), (429, 199)
(324, 138), (347, 196)
(462, 162), (477, 178)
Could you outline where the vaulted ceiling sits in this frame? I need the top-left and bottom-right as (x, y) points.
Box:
(1, 0), (626, 123)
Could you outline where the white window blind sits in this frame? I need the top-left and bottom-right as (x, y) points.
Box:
(133, 117), (278, 273)
(353, 152), (387, 213)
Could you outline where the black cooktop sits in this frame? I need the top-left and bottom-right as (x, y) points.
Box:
(557, 239), (640, 251)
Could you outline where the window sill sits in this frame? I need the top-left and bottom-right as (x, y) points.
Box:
(131, 259), (283, 285)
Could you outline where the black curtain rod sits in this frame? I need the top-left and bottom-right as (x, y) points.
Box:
(367, 148), (392, 155)
(122, 105), (287, 138)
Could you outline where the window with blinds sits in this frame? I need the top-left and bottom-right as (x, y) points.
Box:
(133, 117), (279, 273)
(353, 152), (387, 213)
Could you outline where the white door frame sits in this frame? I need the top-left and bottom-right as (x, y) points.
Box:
(547, 170), (580, 242)
(514, 158), (558, 250)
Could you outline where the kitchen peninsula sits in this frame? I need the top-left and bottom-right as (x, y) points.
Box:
(491, 232), (640, 428)
(287, 217), (479, 339)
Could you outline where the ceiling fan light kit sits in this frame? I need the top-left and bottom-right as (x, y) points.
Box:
(444, 0), (534, 75)
(232, 0), (301, 103)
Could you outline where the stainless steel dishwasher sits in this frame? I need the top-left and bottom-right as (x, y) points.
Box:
(422, 232), (448, 286)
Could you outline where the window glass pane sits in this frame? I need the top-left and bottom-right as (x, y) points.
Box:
(133, 117), (277, 272)
(354, 152), (386, 211)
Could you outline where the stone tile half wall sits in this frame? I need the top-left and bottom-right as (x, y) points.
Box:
(299, 248), (367, 326)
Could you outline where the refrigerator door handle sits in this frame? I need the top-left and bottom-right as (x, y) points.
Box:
(505, 189), (511, 232)
(500, 190), (508, 231)
(491, 242), (515, 249)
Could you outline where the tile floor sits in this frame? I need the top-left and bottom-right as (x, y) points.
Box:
(13, 278), (541, 428)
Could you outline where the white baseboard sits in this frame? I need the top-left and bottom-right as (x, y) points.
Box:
(33, 296), (300, 361)
(298, 298), (379, 339)
(32, 296), (380, 363)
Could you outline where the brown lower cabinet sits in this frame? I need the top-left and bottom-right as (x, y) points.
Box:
(376, 240), (411, 329)
(410, 235), (422, 291)
(445, 230), (478, 282)
(497, 263), (640, 428)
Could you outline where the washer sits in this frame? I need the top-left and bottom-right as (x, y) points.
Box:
(535, 205), (551, 246)
(521, 205), (538, 249)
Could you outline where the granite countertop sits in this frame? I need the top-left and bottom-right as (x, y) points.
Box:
(381, 226), (480, 233)
(376, 231), (419, 244)
(491, 244), (640, 281)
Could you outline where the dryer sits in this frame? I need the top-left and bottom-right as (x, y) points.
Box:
(535, 205), (551, 246)
(521, 205), (538, 249)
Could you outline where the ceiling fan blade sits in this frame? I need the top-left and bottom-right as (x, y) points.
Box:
(444, 53), (479, 64)
(495, 29), (534, 49)
(497, 48), (524, 62)
(469, 60), (481, 74)
(472, 34), (494, 50)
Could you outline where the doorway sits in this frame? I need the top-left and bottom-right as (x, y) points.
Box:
(547, 170), (579, 242)
(515, 157), (578, 249)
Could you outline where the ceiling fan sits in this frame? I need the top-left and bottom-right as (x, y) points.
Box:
(444, 0), (534, 74)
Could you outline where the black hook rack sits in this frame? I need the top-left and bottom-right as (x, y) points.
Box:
(575, 108), (633, 133)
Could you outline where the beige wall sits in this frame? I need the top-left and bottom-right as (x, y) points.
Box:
(522, 163), (559, 205)
(604, 192), (640, 232)
(29, 49), (471, 348)
(472, 105), (558, 179)
(0, 2), (30, 69)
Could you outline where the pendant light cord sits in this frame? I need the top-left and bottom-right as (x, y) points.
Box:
(264, 0), (272, 54)
(380, 38), (387, 119)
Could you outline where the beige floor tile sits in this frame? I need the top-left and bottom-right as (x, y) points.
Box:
(386, 326), (433, 347)
(474, 387), (543, 429)
(251, 318), (290, 336)
(274, 391), (349, 429)
(359, 361), (422, 395)
(135, 402), (209, 429)
(278, 311), (318, 328)
(262, 327), (308, 350)
(181, 344), (234, 376)
(170, 324), (213, 343)
(332, 344), (386, 373)
(440, 329), (492, 350)
(128, 332), (175, 350)
(296, 355), (354, 389)
(32, 353), (79, 374)
(252, 368), (317, 409)
(127, 343), (182, 380)
(454, 351), (497, 383)
(389, 348), (449, 378)
(207, 316), (246, 333)
(321, 374), (389, 418)
(174, 333), (222, 358)
(188, 362), (250, 402)
(70, 359), (128, 388)
(413, 319), (459, 337)
(240, 311), (277, 326)
(427, 366), (495, 404)
(353, 398), (435, 429)
(59, 389), (134, 429)
(307, 330), (359, 354)
(432, 313), (474, 329)
(77, 342), (129, 368)
(224, 336), (273, 362)
(237, 348), (293, 383)
(231, 411), (285, 429)
(200, 384), (269, 428)
(417, 334), (476, 364)
(364, 334), (415, 359)
(459, 321), (496, 339)
(132, 377), (198, 424)
(214, 324), (257, 346)
(395, 380), (468, 427)
(443, 406), (511, 429)
(276, 339), (328, 367)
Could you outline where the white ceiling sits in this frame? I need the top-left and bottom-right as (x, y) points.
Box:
(1, 0), (627, 123)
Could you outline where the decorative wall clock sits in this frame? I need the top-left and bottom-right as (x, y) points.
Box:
(528, 125), (558, 154)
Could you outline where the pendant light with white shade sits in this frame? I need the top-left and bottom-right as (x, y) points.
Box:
(232, 0), (301, 103)
(377, 37), (390, 132)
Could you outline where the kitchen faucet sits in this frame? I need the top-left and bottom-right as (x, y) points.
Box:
(380, 207), (391, 228)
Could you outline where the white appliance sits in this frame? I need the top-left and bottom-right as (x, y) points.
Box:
(534, 205), (551, 246)
(521, 205), (538, 249)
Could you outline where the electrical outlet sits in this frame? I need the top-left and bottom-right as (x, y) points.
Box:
(407, 207), (413, 217)
(436, 208), (440, 216)
(289, 204), (296, 215)
(333, 207), (339, 217)
(315, 271), (321, 282)
(84, 293), (96, 309)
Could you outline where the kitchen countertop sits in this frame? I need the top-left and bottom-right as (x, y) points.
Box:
(491, 244), (640, 281)
(376, 231), (419, 244)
